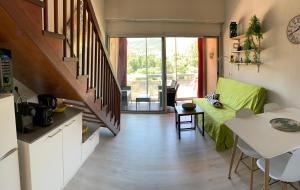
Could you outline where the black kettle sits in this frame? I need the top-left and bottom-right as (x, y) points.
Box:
(38, 94), (57, 110)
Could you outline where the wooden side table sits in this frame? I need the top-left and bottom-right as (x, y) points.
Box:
(174, 105), (205, 139)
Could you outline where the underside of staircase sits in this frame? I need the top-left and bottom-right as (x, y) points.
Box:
(0, 0), (121, 135)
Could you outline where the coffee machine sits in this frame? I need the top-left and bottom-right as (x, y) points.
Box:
(38, 94), (57, 110)
(32, 104), (54, 126)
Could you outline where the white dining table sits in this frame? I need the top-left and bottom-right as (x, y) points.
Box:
(224, 107), (300, 190)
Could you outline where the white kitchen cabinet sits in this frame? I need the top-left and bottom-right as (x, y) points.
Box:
(28, 128), (63, 190)
(0, 151), (21, 190)
(0, 94), (18, 158)
(62, 114), (82, 186)
(0, 94), (21, 190)
(18, 109), (82, 190)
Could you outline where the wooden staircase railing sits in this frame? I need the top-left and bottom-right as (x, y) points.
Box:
(41, 0), (121, 132)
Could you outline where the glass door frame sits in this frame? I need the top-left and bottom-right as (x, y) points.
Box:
(122, 37), (166, 113)
(202, 36), (220, 96)
(108, 36), (220, 113)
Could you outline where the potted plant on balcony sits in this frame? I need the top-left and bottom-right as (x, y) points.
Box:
(244, 15), (263, 64)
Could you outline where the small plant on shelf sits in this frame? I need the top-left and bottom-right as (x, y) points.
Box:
(244, 15), (263, 64)
(243, 38), (252, 64)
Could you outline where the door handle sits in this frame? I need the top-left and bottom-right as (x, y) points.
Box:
(89, 133), (97, 141)
(64, 120), (76, 127)
(48, 129), (62, 138)
(0, 148), (17, 161)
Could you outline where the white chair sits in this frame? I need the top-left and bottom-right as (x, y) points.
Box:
(257, 149), (300, 190)
(234, 108), (261, 190)
(264, 103), (280, 113)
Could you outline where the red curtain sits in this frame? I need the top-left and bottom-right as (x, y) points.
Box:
(197, 38), (204, 98)
(117, 38), (127, 86)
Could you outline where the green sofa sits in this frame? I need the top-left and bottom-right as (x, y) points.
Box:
(193, 77), (267, 151)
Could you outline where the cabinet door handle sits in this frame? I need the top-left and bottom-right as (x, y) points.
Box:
(48, 129), (62, 138)
(64, 120), (76, 127)
(89, 133), (97, 141)
(0, 148), (17, 161)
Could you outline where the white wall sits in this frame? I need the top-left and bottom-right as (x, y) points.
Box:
(104, 0), (225, 37)
(223, 0), (300, 107)
(91, 0), (106, 40)
(13, 79), (38, 103)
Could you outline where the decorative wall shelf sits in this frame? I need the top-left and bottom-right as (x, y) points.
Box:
(230, 34), (263, 73)
(230, 35), (245, 40)
(231, 49), (263, 54)
(230, 62), (262, 72)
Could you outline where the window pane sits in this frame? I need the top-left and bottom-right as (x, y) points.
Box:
(147, 38), (162, 102)
(127, 38), (147, 100)
(166, 37), (198, 99)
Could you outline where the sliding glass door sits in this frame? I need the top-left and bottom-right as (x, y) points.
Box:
(126, 38), (163, 111)
(166, 37), (198, 99)
(109, 36), (219, 113)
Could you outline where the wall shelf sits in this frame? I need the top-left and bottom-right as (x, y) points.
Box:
(230, 35), (245, 40)
(230, 32), (263, 73)
(231, 49), (263, 54)
(230, 62), (262, 72)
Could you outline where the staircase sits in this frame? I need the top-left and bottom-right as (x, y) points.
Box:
(0, 0), (121, 135)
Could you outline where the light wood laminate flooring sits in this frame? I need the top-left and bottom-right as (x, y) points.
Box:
(65, 114), (284, 190)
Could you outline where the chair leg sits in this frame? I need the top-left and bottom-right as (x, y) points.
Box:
(234, 152), (244, 173)
(281, 182), (288, 190)
(249, 157), (255, 190)
(228, 136), (239, 179)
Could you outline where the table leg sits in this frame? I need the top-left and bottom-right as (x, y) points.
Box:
(178, 115), (181, 139)
(202, 113), (205, 136)
(250, 157), (255, 190)
(149, 100), (151, 110)
(175, 111), (177, 129)
(264, 159), (270, 190)
(136, 101), (138, 110)
(194, 114), (197, 129)
(228, 135), (239, 179)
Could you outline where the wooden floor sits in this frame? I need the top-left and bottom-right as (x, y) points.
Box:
(65, 114), (284, 190)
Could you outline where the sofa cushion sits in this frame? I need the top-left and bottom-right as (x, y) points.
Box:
(193, 98), (235, 151)
(216, 77), (266, 113)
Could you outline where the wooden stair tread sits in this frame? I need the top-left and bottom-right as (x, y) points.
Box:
(83, 117), (103, 124)
(82, 115), (101, 121)
(63, 57), (79, 62)
(77, 75), (88, 79)
(87, 88), (96, 93)
(43, 30), (65, 39)
(83, 114), (98, 120)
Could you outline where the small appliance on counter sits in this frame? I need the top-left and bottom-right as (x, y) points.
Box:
(32, 104), (54, 127)
(38, 94), (57, 110)
(15, 92), (56, 133)
(15, 102), (54, 133)
(15, 102), (36, 134)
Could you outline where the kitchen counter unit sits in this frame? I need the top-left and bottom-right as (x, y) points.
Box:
(18, 107), (83, 190)
(17, 107), (82, 144)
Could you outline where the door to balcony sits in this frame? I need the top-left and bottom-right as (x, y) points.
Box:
(109, 37), (218, 113)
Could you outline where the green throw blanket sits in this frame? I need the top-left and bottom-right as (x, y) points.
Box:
(193, 77), (266, 151)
